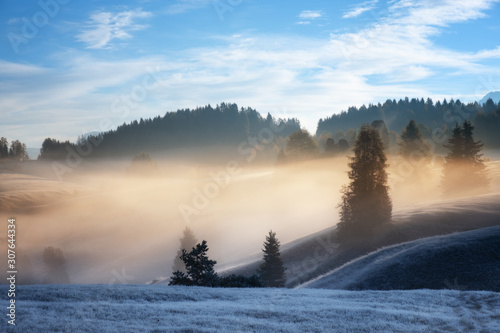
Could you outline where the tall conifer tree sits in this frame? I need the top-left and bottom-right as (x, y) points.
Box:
(258, 231), (286, 287)
(337, 125), (392, 242)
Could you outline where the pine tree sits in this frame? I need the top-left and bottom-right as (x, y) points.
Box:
(169, 240), (218, 287)
(398, 120), (433, 183)
(0, 137), (8, 159)
(462, 121), (488, 190)
(441, 124), (464, 195)
(172, 227), (198, 273)
(337, 125), (392, 242)
(258, 231), (286, 287)
(399, 120), (432, 161)
(442, 121), (489, 195)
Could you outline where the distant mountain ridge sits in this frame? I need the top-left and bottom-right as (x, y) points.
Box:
(479, 91), (500, 105)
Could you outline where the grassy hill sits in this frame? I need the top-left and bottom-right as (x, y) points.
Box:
(223, 193), (500, 287)
(302, 225), (500, 291)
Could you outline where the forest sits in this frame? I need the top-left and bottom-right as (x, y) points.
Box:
(317, 97), (500, 149)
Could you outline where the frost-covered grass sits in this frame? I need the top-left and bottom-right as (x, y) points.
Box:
(1, 284), (499, 332)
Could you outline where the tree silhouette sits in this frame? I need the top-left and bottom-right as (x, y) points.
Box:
(399, 120), (432, 160)
(258, 230), (286, 287)
(169, 240), (218, 287)
(42, 246), (70, 284)
(442, 121), (489, 196)
(324, 137), (350, 155)
(371, 120), (390, 149)
(38, 138), (74, 160)
(324, 137), (336, 154)
(285, 130), (318, 162)
(8, 140), (29, 161)
(172, 227), (198, 273)
(337, 125), (392, 242)
(0, 137), (8, 159)
(126, 152), (160, 177)
(398, 120), (433, 183)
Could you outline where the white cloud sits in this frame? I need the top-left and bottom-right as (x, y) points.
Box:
(76, 9), (152, 49)
(0, 60), (49, 76)
(299, 10), (323, 20)
(473, 46), (500, 59)
(343, 0), (378, 19)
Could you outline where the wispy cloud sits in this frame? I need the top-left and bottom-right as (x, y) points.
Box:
(299, 10), (323, 20)
(343, 0), (378, 19)
(76, 9), (152, 49)
(297, 10), (324, 25)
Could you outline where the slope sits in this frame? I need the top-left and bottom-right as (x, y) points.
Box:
(302, 225), (500, 291)
(223, 193), (500, 287)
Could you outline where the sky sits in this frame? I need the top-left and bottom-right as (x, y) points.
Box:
(1, 0), (500, 148)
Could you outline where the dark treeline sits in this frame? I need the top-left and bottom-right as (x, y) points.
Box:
(317, 97), (500, 148)
(38, 99), (500, 161)
(39, 103), (301, 160)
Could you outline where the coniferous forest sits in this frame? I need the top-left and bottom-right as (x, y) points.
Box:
(33, 98), (500, 163)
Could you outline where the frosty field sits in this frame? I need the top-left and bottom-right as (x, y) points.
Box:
(1, 284), (499, 333)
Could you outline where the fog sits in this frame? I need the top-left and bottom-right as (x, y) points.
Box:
(1, 151), (498, 284)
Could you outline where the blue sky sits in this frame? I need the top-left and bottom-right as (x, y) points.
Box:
(1, 0), (500, 148)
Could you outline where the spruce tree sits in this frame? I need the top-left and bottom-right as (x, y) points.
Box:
(0, 137), (8, 159)
(462, 121), (488, 189)
(442, 121), (488, 195)
(337, 125), (392, 242)
(172, 227), (198, 273)
(258, 231), (286, 287)
(169, 240), (218, 287)
(441, 124), (464, 195)
(399, 120), (433, 184)
(399, 120), (432, 161)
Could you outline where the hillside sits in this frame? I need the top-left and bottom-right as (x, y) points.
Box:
(223, 193), (500, 287)
(2, 284), (499, 333)
(38, 103), (301, 160)
(316, 97), (500, 149)
(302, 225), (500, 291)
